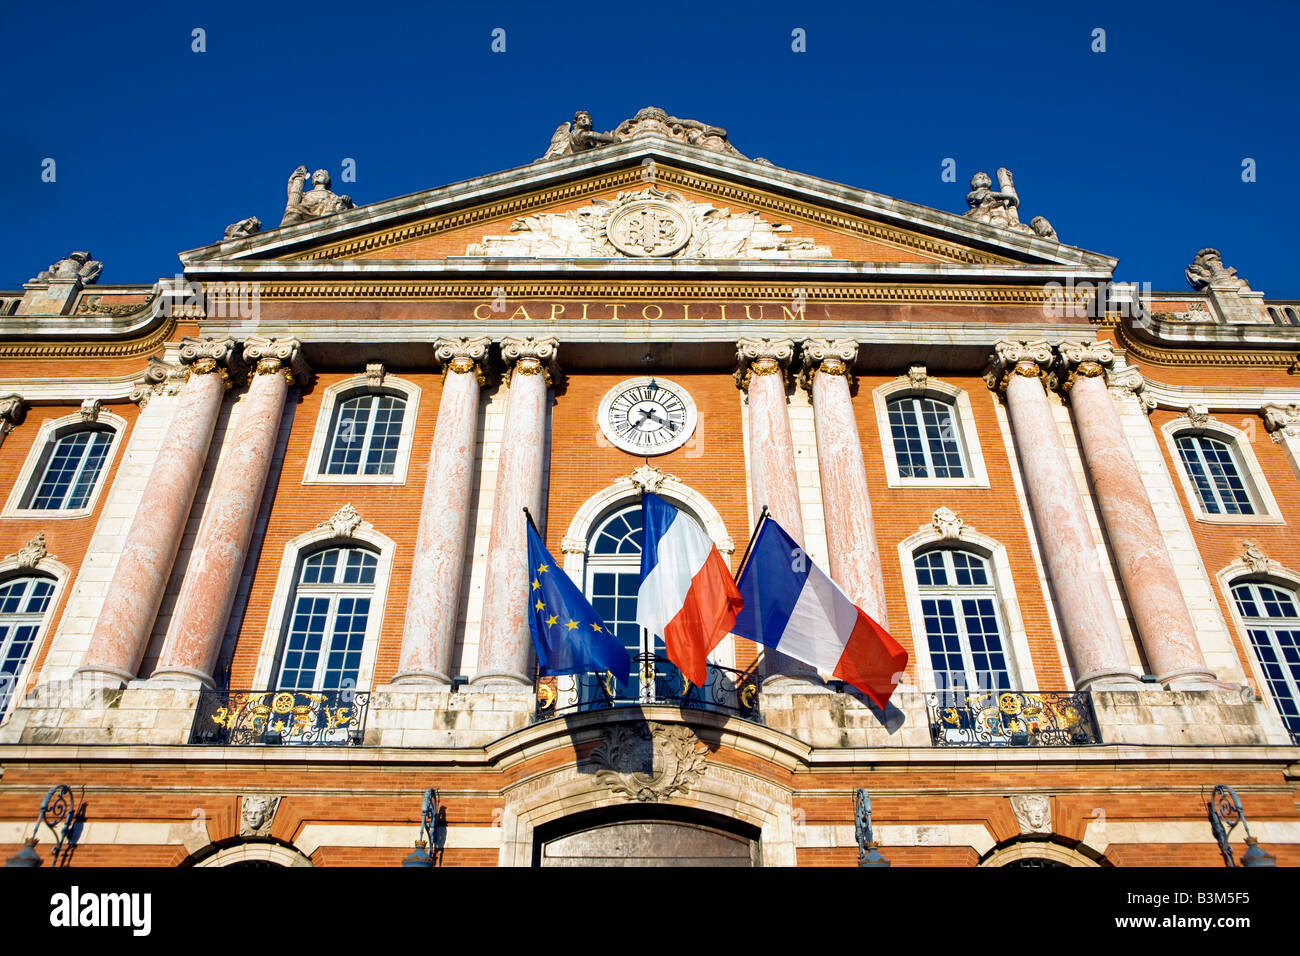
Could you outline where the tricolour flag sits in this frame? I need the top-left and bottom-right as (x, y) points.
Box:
(732, 517), (908, 709)
(526, 521), (631, 678)
(636, 492), (744, 686)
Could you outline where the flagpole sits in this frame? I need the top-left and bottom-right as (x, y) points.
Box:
(732, 505), (770, 583)
(521, 506), (541, 536)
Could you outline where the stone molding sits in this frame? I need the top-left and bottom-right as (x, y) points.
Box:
(11, 533), (49, 570)
(0, 394), (26, 435)
(242, 336), (312, 386)
(1262, 403), (1300, 443)
(78, 398), (102, 422)
(317, 503), (363, 539)
(499, 335), (559, 386)
(734, 336), (795, 390)
(930, 507), (965, 540)
(434, 336), (494, 386)
(1241, 540), (1274, 575)
(364, 362), (386, 391)
(983, 339), (1053, 393)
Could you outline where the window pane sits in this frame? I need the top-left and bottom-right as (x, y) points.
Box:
(888, 396), (966, 479)
(1233, 582), (1300, 736)
(323, 394), (407, 476)
(1177, 435), (1254, 515)
(277, 547), (378, 692)
(30, 429), (111, 510)
(0, 577), (55, 713)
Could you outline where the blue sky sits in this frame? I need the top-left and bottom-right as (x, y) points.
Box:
(2, 0), (1296, 295)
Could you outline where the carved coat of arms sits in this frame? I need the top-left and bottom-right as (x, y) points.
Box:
(588, 722), (708, 802)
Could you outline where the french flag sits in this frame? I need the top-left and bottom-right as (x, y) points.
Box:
(637, 492), (744, 687)
(732, 517), (908, 709)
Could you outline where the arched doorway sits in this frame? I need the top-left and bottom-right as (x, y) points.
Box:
(533, 804), (760, 867)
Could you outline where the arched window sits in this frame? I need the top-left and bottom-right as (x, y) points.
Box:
(1174, 433), (1255, 515)
(276, 546), (377, 692)
(22, 426), (114, 510)
(584, 505), (664, 699)
(886, 395), (968, 479)
(320, 392), (407, 476)
(0, 575), (56, 713)
(915, 548), (1011, 700)
(1231, 580), (1300, 738)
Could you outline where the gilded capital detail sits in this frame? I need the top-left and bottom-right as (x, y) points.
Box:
(735, 336), (795, 390)
(435, 336), (493, 386)
(984, 340), (1053, 393)
(243, 336), (312, 386)
(179, 336), (238, 389)
(799, 338), (858, 391)
(499, 336), (559, 386)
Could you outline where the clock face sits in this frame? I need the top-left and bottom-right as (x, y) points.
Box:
(598, 377), (697, 456)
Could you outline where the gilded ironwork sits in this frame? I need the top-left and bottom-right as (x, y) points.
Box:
(926, 690), (1100, 746)
(190, 688), (371, 745)
(533, 653), (760, 723)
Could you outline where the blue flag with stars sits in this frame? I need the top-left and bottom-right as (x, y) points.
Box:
(526, 521), (631, 678)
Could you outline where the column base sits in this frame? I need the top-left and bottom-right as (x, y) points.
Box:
(761, 673), (829, 692)
(468, 670), (531, 692)
(388, 670), (452, 689)
(1075, 668), (1144, 691)
(1157, 667), (1232, 691)
(146, 666), (215, 690)
(71, 666), (133, 689)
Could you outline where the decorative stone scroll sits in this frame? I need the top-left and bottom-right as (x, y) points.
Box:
(588, 722), (708, 803)
(799, 338), (858, 391)
(364, 362), (386, 391)
(1184, 404), (1211, 428)
(129, 356), (188, 408)
(499, 335), (559, 386)
(242, 336), (312, 386)
(1262, 403), (1300, 443)
(1008, 793), (1053, 835)
(434, 336), (493, 386)
(467, 187), (829, 260)
(78, 398), (102, 422)
(1055, 341), (1116, 393)
(1242, 540), (1274, 575)
(318, 504), (363, 539)
(1105, 364), (1155, 413)
(907, 364), (928, 389)
(735, 336), (796, 390)
(627, 464), (674, 494)
(0, 394), (27, 436)
(931, 507), (965, 540)
(537, 106), (748, 162)
(12, 533), (48, 570)
(983, 340), (1053, 393)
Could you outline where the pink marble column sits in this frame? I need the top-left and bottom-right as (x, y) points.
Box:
(392, 337), (492, 687)
(471, 336), (557, 689)
(0, 395), (26, 448)
(736, 337), (819, 684)
(1060, 343), (1214, 688)
(990, 340), (1140, 689)
(78, 338), (235, 684)
(802, 339), (889, 628)
(150, 337), (310, 686)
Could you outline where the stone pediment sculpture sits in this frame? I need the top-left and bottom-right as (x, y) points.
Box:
(224, 216), (262, 240)
(588, 721), (708, 802)
(466, 187), (830, 259)
(537, 106), (748, 162)
(963, 168), (1057, 241)
(33, 251), (102, 285)
(280, 166), (354, 227)
(1186, 248), (1250, 292)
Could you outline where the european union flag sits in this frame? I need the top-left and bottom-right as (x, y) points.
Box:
(526, 522), (631, 678)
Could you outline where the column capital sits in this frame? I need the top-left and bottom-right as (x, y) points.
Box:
(179, 336), (239, 389)
(735, 336), (795, 390)
(1054, 340), (1116, 393)
(983, 339), (1053, 393)
(798, 338), (858, 392)
(499, 335), (559, 386)
(242, 336), (312, 386)
(1262, 403), (1300, 442)
(1105, 364), (1156, 413)
(130, 356), (188, 408)
(435, 336), (496, 386)
(0, 393), (27, 436)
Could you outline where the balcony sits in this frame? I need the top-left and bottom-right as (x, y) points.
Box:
(926, 690), (1101, 746)
(534, 654), (761, 723)
(190, 689), (371, 745)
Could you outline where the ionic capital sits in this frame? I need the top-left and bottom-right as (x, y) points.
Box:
(798, 338), (858, 392)
(499, 335), (559, 386)
(435, 336), (495, 386)
(0, 394), (27, 436)
(984, 339), (1053, 393)
(179, 336), (238, 389)
(1262, 403), (1300, 443)
(735, 336), (795, 390)
(243, 336), (312, 386)
(1055, 340), (1115, 392)
(1105, 364), (1156, 413)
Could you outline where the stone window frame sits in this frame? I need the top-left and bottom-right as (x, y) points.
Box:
(561, 477), (736, 668)
(979, 840), (1102, 867)
(0, 553), (70, 723)
(1215, 557), (1300, 736)
(897, 522), (1040, 695)
(301, 373), (421, 486)
(1161, 417), (1283, 525)
(872, 375), (990, 489)
(192, 841), (313, 867)
(250, 520), (396, 693)
(1, 410), (128, 520)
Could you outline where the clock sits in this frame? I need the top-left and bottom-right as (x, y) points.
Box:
(598, 377), (697, 456)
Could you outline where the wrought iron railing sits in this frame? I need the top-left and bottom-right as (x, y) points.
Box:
(190, 689), (371, 745)
(926, 690), (1100, 746)
(534, 653), (760, 723)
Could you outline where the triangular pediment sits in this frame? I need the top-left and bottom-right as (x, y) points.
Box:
(180, 136), (1116, 279)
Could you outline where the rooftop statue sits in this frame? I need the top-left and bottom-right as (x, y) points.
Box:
(1186, 248), (1251, 292)
(537, 106), (749, 162)
(33, 251), (102, 285)
(963, 168), (1057, 241)
(280, 166), (354, 228)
